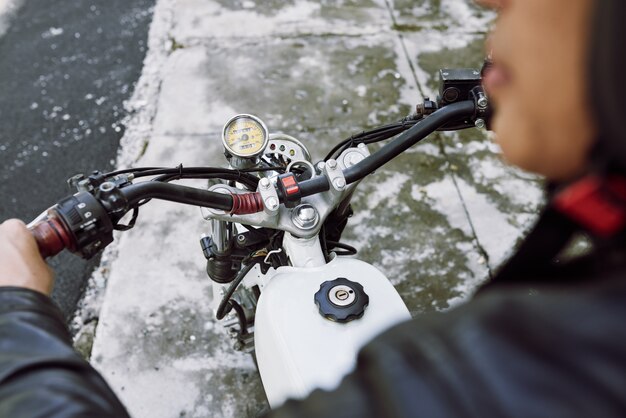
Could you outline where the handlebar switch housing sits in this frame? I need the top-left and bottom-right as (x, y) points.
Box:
(53, 192), (114, 259)
(277, 173), (302, 209)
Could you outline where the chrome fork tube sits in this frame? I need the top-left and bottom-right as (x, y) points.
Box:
(211, 219), (233, 253)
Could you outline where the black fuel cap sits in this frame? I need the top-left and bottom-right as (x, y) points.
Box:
(314, 278), (369, 323)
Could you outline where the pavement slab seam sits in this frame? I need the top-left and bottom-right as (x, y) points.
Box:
(381, 0), (427, 99)
(382, 0), (494, 279)
(437, 134), (494, 278)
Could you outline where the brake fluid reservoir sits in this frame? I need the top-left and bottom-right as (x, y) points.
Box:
(255, 257), (411, 408)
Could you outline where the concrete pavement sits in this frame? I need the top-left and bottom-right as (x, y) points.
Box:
(85, 1), (543, 416)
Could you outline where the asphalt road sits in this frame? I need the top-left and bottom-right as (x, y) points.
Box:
(0, 0), (155, 319)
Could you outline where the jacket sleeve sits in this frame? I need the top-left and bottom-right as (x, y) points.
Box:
(0, 287), (130, 418)
(267, 281), (626, 418)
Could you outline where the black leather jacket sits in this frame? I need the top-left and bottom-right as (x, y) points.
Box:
(2, 209), (626, 417)
(268, 273), (626, 418)
(266, 205), (626, 417)
(0, 288), (130, 417)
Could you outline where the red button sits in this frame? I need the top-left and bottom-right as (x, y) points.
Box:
(281, 175), (299, 196)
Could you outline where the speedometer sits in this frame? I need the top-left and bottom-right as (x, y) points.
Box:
(222, 114), (269, 158)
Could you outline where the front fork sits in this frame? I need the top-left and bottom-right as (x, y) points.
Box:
(201, 219), (241, 284)
(211, 218), (234, 254)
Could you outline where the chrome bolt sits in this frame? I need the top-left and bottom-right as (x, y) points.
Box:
(316, 161), (326, 172)
(265, 196), (279, 210)
(259, 177), (270, 189)
(298, 207), (316, 221)
(100, 181), (115, 192)
(327, 159), (338, 170)
(343, 151), (365, 168)
(237, 234), (246, 243)
(475, 119), (486, 129)
(477, 96), (488, 109)
(333, 177), (346, 190)
(291, 204), (319, 230)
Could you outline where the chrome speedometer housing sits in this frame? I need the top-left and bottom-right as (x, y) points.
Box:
(222, 114), (269, 158)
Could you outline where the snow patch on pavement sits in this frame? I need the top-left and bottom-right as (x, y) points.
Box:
(454, 177), (530, 269)
(366, 172), (411, 209)
(413, 178), (492, 306)
(0, 0), (22, 38)
(403, 30), (483, 99)
(116, 0), (178, 169)
(171, 0), (387, 41)
(152, 47), (237, 135)
(417, 177), (474, 237)
(442, 0), (494, 32)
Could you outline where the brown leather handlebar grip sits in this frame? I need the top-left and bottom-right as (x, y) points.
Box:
(29, 216), (73, 259)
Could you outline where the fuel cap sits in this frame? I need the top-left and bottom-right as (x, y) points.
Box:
(314, 278), (369, 323)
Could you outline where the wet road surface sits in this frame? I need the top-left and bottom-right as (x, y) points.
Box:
(0, 0), (155, 318)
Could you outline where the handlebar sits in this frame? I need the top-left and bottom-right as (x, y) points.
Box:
(123, 182), (235, 209)
(28, 183), (264, 259)
(298, 100), (476, 197)
(29, 99), (479, 260)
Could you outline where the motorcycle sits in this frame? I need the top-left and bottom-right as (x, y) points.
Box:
(28, 67), (491, 409)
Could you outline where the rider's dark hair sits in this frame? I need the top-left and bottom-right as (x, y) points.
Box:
(589, 0), (626, 173)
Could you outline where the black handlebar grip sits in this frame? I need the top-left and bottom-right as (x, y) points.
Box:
(28, 217), (74, 259)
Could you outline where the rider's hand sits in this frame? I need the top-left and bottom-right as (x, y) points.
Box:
(0, 219), (54, 296)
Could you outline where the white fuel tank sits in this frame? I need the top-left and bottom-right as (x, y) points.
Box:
(255, 257), (411, 408)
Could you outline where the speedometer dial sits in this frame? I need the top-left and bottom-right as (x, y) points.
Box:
(222, 114), (269, 158)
